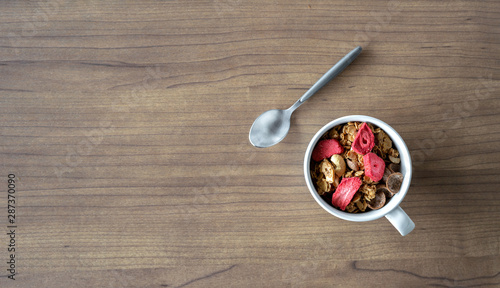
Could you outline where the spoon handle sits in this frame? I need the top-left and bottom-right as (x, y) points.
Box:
(297, 46), (362, 105)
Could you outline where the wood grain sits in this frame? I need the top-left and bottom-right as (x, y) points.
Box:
(0, 0), (499, 287)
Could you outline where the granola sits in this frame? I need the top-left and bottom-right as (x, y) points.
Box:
(311, 121), (404, 213)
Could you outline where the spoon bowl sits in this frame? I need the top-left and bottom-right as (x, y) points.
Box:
(249, 109), (291, 148)
(249, 46), (362, 148)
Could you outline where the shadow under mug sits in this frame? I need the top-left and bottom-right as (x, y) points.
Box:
(304, 115), (415, 236)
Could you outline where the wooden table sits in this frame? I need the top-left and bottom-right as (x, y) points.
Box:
(1, 1), (499, 287)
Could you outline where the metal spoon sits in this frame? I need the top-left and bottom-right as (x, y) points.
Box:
(249, 46), (362, 148)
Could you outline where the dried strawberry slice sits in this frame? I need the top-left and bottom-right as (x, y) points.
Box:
(331, 177), (362, 211)
(312, 139), (344, 162)
(363, 152), (386, 182)
(351, 122), (375, 155)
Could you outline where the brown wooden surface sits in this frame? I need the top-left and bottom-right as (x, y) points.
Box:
(1, 0), (499, 287)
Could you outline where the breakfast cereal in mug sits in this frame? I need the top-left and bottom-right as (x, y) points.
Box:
(310, 122), (403, 213)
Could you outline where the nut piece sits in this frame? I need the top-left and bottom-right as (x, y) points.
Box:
(351, 192), (362, 203)
(387, 172), (404, 194)
(346, 150), (357, 159)
(367, 190), (386, 210)
(316, 177), (331, 195)
(388, 155), (401, 164)
(346, 158), (359, 171)
(319, 159), (335, 183)
(330, 154), (346, 177)
(333, 176), (340, 188)
(354, 170), (364, 177)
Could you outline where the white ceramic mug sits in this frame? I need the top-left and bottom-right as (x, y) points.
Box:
(304, 115), (415, 236)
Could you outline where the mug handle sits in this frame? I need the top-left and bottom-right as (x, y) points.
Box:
(385, 206), (415, 236)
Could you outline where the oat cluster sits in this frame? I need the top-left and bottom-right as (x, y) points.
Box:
(311, 122), (403, 213)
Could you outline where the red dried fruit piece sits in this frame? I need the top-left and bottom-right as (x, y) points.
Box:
(363, 152), (386, 182)
(312, 139), (344, 162)
(351, 122), (375, 155)
(332, 177), (362, 211)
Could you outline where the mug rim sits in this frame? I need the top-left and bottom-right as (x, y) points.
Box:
(304, 115), (412, 222)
